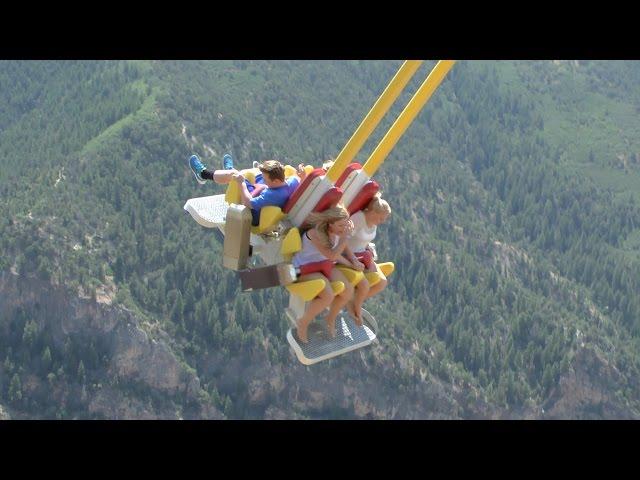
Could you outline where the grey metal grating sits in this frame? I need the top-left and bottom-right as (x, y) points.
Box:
(184, 195), (229, 228)
(195, 196), (229, 223)
(289, 313), (376, 363)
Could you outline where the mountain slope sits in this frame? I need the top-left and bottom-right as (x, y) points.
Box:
(1, 60), (640, 418)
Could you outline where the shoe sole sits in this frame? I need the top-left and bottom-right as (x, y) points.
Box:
(189, 156), (207, 185)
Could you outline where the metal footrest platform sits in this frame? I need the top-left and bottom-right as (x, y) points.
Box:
(286, 309), (377, 365)
(184, 194), (229, 229)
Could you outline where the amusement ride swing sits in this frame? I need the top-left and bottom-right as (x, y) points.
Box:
(184, 60), (456, 365)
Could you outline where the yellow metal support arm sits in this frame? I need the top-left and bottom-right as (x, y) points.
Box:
(325, 60), (423, 183)
(362, 60), (456, 178)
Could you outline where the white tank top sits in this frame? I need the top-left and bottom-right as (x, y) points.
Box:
(347, 211), (377, 253)
(292, 230), (339, 267)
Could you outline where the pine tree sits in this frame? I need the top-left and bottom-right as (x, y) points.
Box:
(77, 360), (86, 383)
(9, 374), (22, 403)
(41, 347), (52, 372)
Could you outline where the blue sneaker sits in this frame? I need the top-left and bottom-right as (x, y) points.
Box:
(189, 155), (207, 185)
(223, 153), (234, 170)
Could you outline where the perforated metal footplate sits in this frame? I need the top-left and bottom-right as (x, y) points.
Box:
(287, 312), (377, 365)
(184, 195), (229, 229)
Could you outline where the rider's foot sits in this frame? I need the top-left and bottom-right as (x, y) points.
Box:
(223, 153), (234, 170)
(325, 317), (337, 339)
(346, 301), (358, 321)
(189, 155), (207, 185)
(295, 321), (309, 344)
(354, 305), (364, 327)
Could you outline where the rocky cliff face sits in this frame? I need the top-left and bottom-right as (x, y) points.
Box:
(542, 346), (637, 419)
(0, 267), (481, 419)
(2, 267), (637, 419)
(0, 270), (223, 419)
(228, 328), (639, 419)
(216, 349), (468, 419)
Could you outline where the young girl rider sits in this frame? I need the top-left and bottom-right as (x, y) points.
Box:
(291, 205), (369, 343)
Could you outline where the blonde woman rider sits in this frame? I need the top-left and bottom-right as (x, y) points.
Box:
(344, 193), (392, 320)
(291, 205), (369, 343)
(296, 159), (335, 182)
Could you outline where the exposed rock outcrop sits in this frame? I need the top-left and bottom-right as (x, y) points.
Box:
(3, 266), (637, 419)
(542, 347), (638, 419)
(0, 270), (223, 419)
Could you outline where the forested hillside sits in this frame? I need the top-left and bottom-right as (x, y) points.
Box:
(1, 60), (640, 419)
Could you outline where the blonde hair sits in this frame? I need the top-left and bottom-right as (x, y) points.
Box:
(304, 204), (350, 249)
(258, 160), (285, 182)
(322, 159), (335, 171)
(366, 192), (391, 215)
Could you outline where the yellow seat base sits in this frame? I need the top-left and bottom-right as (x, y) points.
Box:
(335, 265), (365, 286)
(251, 205), (285, 234)
(365, 271), (382, 287)
(378, 262), (394, 277)
(364, 262), (395, 286)
(285, 279), (325, 302)
(331, 281), (345, 295)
